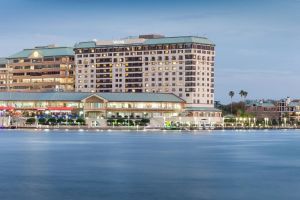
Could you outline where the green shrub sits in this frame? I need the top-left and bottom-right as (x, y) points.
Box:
(76, 118), (85, 125)
(57, 118), (66, 124)
(38, 118), (47, 125)
(141, 118), (150, 124)
(117, 119), (125, 125)
(67, 119), (74, 124)
(47, 118), (57, 125)
(26, 118), (36, 125)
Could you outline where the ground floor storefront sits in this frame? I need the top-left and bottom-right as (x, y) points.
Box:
(0, 92), (222, 128)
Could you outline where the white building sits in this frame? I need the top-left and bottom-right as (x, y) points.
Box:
(74, 35), (216, 112)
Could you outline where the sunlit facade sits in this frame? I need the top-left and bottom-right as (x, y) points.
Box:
(6, 45), (75, 92)
(0, 58), (11, 91)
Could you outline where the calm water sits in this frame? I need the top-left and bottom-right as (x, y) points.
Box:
(1, 129), (300, 200)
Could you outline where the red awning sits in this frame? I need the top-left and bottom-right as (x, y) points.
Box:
(47, 107), (74, 111)
(35, 108), (46, 111)
(0, 106), (14, 111)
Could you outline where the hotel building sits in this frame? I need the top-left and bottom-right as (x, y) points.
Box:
(74, 35), (215, 110)
(0, 58), (11, 91)
(7, 45), (75, 92)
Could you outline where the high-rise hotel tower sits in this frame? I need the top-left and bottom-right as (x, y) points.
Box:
(74, 35), (215, 108)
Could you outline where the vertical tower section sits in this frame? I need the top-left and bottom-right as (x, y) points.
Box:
(74, 35), (215, 108)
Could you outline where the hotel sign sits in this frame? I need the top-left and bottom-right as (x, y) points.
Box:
(113, 40), (125, 44)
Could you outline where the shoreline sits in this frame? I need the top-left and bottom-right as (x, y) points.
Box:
(1, 126), (300, 131)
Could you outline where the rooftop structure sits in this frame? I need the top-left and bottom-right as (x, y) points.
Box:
(8, 46), (74, 59)
(0, 92), (184, 102)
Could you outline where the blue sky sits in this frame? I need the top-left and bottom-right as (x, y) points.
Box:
(1, 0), (300, 103)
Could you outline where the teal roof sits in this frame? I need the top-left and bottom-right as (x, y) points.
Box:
(185, 107), (221, 112)
(0, 58), (7, 65)
(289, 101), (300, 107)
(143, 36), (214, 45)
(74, 42), (96, 48)
(8, 47), (74, 59)
(246, 100), (275, 107)
(0, 92), (184, 103)
(74, 36), (214, 48)
(99, 93), (184, 102)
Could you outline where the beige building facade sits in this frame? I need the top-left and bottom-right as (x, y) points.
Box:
(0, 58), (11, 91)
(6, 45), (75, 92)
(74, 35), (215, 109)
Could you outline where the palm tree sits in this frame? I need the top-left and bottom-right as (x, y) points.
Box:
(229, 91), (235, 114)
(239, 90), (248, 101)
(243, 91), (248, 100)
(239, 90), (245, 100)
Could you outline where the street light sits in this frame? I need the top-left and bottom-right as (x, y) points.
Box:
(179, 117), (182, 128)
(283, 117), (287, 127)
(66, 115), (68, 126)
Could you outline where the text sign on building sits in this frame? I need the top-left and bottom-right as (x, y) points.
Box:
(113, 40), (125, 44)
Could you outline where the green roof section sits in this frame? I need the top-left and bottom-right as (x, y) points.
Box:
(185, 107), (221, 112)
(245, 100), (275, 107)
(98, 93), (184, 102)
(143, 36), (214, 45)
(0, 92), (185, 103)
(74, 41), (96, 48)
(8, 47), (74, 59)
(0, 57), (8, 65)
(74, 36), (214, 48)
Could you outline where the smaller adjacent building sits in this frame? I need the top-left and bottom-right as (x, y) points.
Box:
(277, 97), (300, 122)
(0, 58), (11, 91)
(245, 100), (279, 121)
(7, 45), (75, 92)
(245, 97), (300, 124)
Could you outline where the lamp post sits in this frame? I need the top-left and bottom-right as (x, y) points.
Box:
(248, 117), (251, 128)
(179, 117), (182, 128)
(66, 115), (68, 127)
(222, 117), (225, 128)
(284, 117), (287, 127)
(128, 115), (130, 130)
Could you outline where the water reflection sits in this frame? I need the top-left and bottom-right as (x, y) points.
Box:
(0, 130), (300, 200)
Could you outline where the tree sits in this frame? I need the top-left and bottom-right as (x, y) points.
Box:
(239, 90), (248, 101)
(229, 91), (235, 114)
(38, 118), (47, 125)
(47, 118), (57, 125)
(239, 90), (245, 99)
(76, 118), (86, 125)
(243, 91), (248, 99)
(26, 118), (36, 125)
